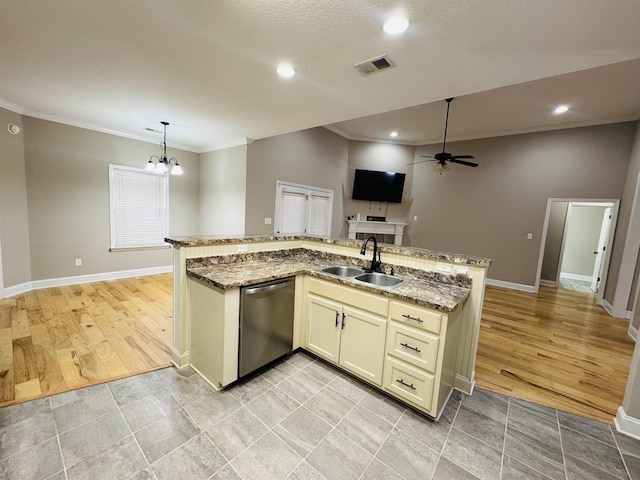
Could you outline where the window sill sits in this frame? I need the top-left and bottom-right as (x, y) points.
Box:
(109, 245), (171, 252)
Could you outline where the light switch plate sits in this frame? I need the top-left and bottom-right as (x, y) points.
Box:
(264, 217), (272, 225)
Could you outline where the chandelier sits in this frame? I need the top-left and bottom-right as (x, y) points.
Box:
(145, 121), (183, 175)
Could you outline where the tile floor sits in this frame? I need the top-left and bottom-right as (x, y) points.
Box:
(1, 351), (639, 480)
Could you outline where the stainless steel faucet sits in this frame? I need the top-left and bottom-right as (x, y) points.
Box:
(360, 236), (382, 272)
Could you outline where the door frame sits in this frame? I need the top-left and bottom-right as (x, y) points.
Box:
(535, 198), (619, 306)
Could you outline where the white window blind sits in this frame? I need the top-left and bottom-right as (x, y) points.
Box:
(278, 185), (308, 234)
(109, 165), (168, 249)
(275, 181), (333, 237)
(308, 191), (331, 235)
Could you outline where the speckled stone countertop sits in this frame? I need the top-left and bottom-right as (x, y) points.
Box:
(186, 248), (471, 312)
(165, 234), (492, 268)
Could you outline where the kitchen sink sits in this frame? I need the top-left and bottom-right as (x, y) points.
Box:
(354, 272), (406, 289)
(320, 265), (365, 277)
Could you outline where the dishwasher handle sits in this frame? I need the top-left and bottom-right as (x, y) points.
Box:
(244, 279), (292, 295)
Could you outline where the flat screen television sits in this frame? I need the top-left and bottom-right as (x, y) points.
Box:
(352, 169), (406, 203)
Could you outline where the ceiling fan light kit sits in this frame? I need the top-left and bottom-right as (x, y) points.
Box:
(410, 97), (479, 173)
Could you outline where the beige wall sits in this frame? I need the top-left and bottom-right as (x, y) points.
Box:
(541, 201), (568, 282)
(199, 145), (247, 235)
(561, 205), (606, 277)
(408, 123), (635, 287)
(22, 117), (199, 281)
(345, 141), (414, 224)
(245, 127), (349, 237)
(0, 108), (32, 287)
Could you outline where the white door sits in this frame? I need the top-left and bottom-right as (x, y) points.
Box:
(590, 207), (612, 292)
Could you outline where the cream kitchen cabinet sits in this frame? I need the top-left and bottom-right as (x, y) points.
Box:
(383, 299), (461, 419)
(305, 278), (388, 386)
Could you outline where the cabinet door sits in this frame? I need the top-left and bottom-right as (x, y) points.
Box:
(339, 306), (387, 386)
(306, 294), (342, 363)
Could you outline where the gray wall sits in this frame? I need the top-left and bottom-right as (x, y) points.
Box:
(608, 120), (640, 312)
(560, 205), (606, 277)
(408, 123), (636, 287)
(245, 127), (349, 237)
(345, 141), (414, 224)
(541, 201), (568, 282)
(0, 108), (32, 287)
(199, 145), (247, 235)
(22, 117), (199, 281)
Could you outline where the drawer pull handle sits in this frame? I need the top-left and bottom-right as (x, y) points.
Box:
(335, 311), (339, 327)
(396, 378), (416, 390)
(400, 342), (421, 353)
(402, 314), (423, 323)
(341, 312), (346, 330)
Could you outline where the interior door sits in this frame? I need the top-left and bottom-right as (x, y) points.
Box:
(590, 207), (612, 292)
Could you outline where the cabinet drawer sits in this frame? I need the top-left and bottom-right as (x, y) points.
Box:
(383, 357), (434, 412)
(386, 322), (439, 373)
(389, 300), (441, 334)
(308, 277), (388, 317)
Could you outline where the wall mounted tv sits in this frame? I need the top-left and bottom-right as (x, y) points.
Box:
(352, 169), (406, 203)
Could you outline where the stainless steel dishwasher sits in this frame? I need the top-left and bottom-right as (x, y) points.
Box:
(239, 276), (295, 378)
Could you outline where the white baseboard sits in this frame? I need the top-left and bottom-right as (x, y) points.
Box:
(1, 265), (172, 299)
(171, 348), (190, 368)
(539, 279), (557, 287)
(454, 374), (474, 395)
(602, 299), (615, 317)
(615, 406), (640, 441)
(486, 278), (537, 293)
(559, 272), (592, 282)
(629, 324), (638, 341)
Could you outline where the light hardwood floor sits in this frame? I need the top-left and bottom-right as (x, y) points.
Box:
(0, 274), (173, 407)
(475, 284), (635, 424)
(0, 274), (634, 424)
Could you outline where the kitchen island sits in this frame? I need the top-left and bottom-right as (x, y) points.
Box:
(165, 234), (491, 418)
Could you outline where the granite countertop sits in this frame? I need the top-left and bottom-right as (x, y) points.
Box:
(165, 234), (492, 268)
(186, 249), (471, 312)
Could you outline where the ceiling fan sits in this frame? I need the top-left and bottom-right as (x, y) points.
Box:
(409, 97), (478, 173)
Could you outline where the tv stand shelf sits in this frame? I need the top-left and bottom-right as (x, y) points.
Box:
(347, 220), (407, 246)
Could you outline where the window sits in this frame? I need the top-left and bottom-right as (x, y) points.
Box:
(109, 164), (168, 249)
(275, 181), (333, 237)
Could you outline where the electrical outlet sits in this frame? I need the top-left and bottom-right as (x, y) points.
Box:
(264, 217), (272, 225)
(75, 258), (82, 267)
(436, 262), (452, 273)
(526, 233), (533, 240)
(413, 215), (418, 221)
(237, 245), (248, 252)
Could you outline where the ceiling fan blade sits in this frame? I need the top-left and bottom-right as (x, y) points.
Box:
(407, 158), (436, 165)
(451, 154), (474, 159)
(448, 158), (479, 167)
(419, 155), (436, 158)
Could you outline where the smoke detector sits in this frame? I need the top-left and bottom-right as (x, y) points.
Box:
(354, 55), (395, 76)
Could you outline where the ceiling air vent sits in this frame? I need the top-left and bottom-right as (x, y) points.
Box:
(353, 55), (395, 76)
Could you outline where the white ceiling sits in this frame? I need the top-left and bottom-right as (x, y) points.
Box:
(1, 1), (639, 152)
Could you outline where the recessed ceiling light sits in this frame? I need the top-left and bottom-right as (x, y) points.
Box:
(383, 17), (409, 35)
(390, 131), (398, 138)
(276, 64), (296, 78)
(553, 105), (569, 114)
